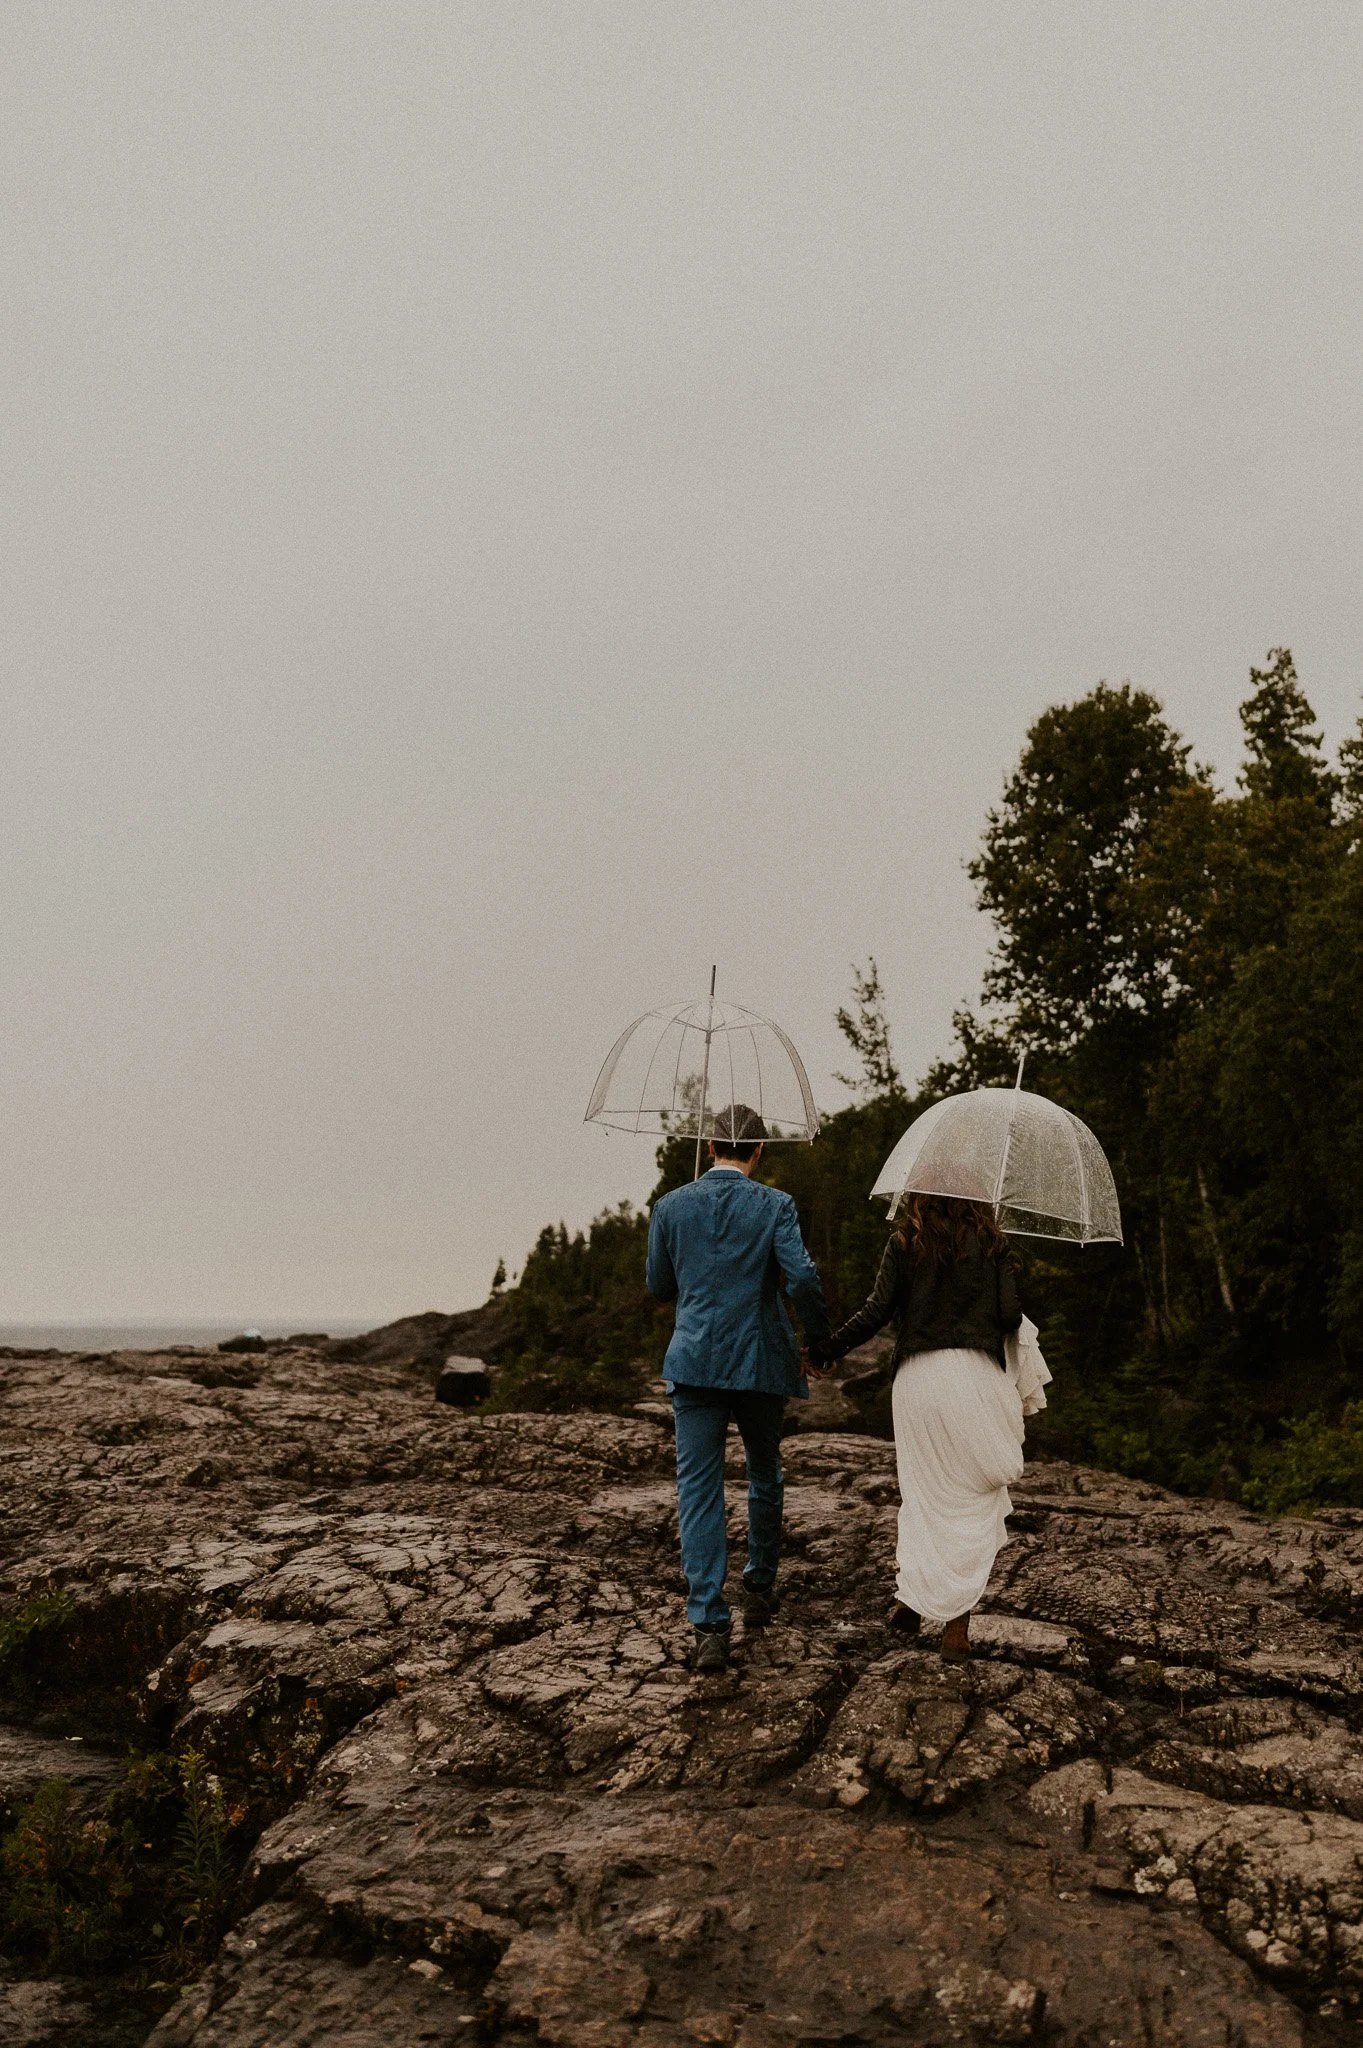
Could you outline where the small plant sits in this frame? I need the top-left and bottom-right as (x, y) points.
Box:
(0, 1590), (77, 1675)
(174, 1749), (234, 1953)
(0, 1745), (247, 1994)
(0, 1777), (128, 1970)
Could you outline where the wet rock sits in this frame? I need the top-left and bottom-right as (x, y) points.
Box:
(1031, 1759), (1363, 1991)
(790, 1648), (1118, 1813)
(143, 1898), (480, 2045)
(1142, 1696), (1363, 1819)
(0, 1724), (123, 1826)
(783, 1375), (862, 1434)
(0, 1978), (101, 2048)
(0, 1342), (1352, 2040)
(202, 1791), (1303, 2045)
(435, 1357), (491, 1406)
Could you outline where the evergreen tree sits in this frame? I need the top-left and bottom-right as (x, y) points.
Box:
(1239, 647), (1336, 809)
(1124, 651), (1340, 1007)
(1338, 711), (1363, 832)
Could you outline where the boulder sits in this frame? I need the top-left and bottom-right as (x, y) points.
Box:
(434, 1354), (491, 1405)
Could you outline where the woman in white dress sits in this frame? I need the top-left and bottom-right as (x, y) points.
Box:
(808, 1194), (1025, 1662)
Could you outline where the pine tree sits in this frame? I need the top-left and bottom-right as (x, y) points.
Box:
(1338, 711), (1363, 827)
(1239, 648), (1336, 809)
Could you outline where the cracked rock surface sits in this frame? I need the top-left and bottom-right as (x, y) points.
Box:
(5, 1346), (1363, 2040)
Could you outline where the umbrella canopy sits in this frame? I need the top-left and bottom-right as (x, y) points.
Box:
(585, 979), (819, 1168)
(870, 1087), (1122, 1244)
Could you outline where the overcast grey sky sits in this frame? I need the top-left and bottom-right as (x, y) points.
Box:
(3, 3), (1361, 1324)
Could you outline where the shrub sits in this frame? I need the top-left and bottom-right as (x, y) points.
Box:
(0, 1591), (77, 1676)
(1242, 1404), (1363, 1516)
(0, 1746), (247, 1990)
(0, 1777), (128, 1970)
(480, 1345), (649, 1415)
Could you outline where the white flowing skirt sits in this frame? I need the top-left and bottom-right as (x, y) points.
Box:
(892, 1347), (1026, 1622)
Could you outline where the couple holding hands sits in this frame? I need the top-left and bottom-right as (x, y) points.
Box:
(646, 1105), (1033, 1673)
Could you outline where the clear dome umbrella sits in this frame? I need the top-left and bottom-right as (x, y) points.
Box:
(585, 967), (820, 1179)
(869, 1072), (1122, 1244)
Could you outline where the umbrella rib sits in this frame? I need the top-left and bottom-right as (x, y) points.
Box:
(693, 981), (717, 1178)
(725, 1023), (738, 1132)
(633, 1010), (674, 1137)
(747, 1023), (764, 1130)
(992, 1089), (1019, 1214)
(585, 1013), (640, 1127)
(666, 1006), (693, 1134)
(1073, 1114), (1089, 1240)
(765, 1014), (818, 1138)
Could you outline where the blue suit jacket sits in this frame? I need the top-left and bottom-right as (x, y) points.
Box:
(646, 1168), (830, 1398)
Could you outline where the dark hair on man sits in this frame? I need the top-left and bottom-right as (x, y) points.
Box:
(711, 1103), (768, 1163)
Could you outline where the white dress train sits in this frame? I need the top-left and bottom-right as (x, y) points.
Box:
(891, 1343), (1032, 1622)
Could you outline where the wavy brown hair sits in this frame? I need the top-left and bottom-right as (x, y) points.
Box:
(895, 1192), (1008, 1268)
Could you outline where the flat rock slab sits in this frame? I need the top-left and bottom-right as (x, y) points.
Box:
(153, 1795), (1301, 2046)
(0, 1723), (123, 1822)
(968, 1613), (1075, 1662)
(1, 1347), (1361, 2038)
(0, 1973), (150, 2048)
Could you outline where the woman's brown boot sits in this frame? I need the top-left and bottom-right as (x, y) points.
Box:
(940, 1614), (972, 1663)
(888, 1601), (921, 1636)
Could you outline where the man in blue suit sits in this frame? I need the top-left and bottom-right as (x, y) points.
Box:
(646, 1104), (830, 1672)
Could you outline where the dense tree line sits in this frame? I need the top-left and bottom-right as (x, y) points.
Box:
(657, 650), (1363, 1505)
(489, 651), (1363, 1508)
(944, 652), (1363, 1504)
(743, 652), (1362, 1508)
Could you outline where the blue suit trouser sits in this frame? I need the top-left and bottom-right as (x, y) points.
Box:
(671, 1385), (786, 1628)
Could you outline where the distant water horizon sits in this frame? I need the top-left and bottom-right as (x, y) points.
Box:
(0, 1319), (382, 1354)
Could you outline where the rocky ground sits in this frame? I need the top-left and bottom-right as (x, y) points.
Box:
(5, 1341), (1363, 2042)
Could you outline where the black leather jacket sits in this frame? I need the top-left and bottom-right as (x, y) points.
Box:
(818, 1228), (1022, 1370)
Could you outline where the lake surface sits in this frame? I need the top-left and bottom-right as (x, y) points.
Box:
(0, 1321), (378, 1353)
